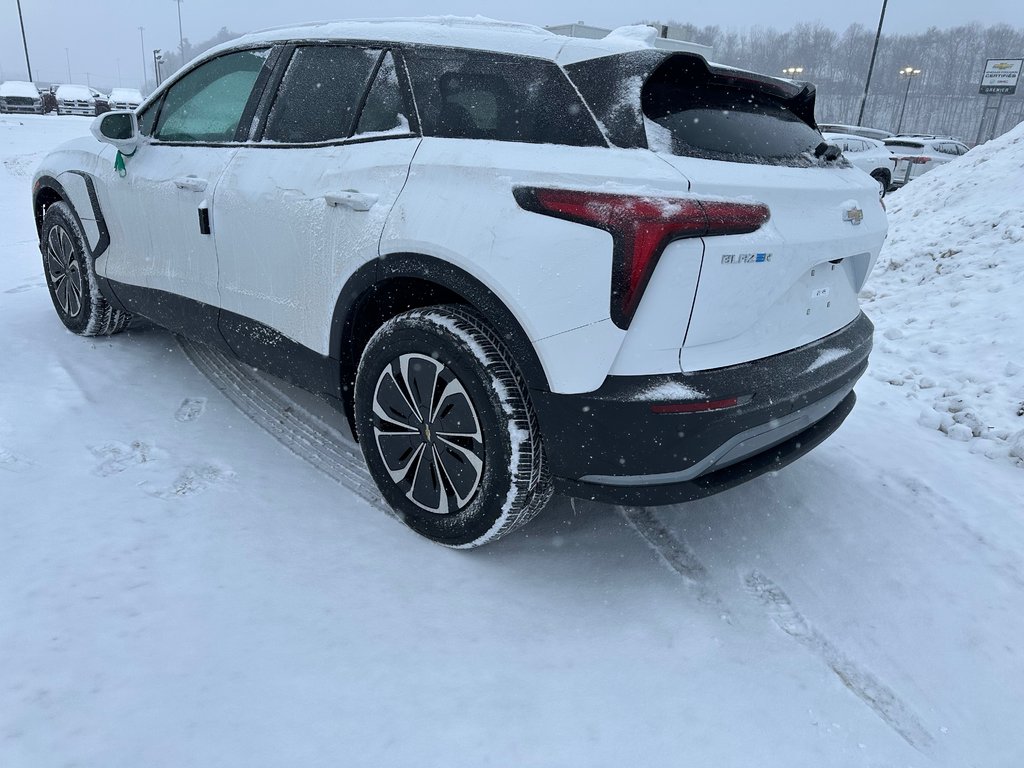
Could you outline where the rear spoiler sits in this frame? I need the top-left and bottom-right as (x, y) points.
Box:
(565, 50), (818, 150)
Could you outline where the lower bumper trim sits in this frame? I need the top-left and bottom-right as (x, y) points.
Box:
(553, 390), (857, 506)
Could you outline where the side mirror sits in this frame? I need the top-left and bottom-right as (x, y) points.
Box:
(90, 110), (140, 156)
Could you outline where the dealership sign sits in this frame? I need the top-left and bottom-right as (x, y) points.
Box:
(979, 59), (1022, 94)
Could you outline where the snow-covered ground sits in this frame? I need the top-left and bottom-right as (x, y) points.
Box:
(2, 114), (1022, 767)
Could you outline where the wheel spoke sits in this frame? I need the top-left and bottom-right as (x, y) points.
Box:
(56, 275), (70, 314)
(431, 377), (483, 439)
(66, 265), (83, 317)
(46, 229), (67, 276)
(407, 441), (447, 514)
(372, 367), (422, 431)
(373, 430), (424, 478)
(433, 439), (483, 507)
(399, 353), (441, 423)
(59, 228), (75, 265)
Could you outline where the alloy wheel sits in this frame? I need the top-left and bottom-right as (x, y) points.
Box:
(46, 224), (84, 318)
(371, 353), (485, 515)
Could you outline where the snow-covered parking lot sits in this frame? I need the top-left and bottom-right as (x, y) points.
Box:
(2, 114), (1022, 767)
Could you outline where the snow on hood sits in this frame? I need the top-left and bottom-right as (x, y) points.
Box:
(861, 120), (1024, 465)
(0, 81), (39, 99)
(109, 88), (143, 102)
(56, 85), (93, 101)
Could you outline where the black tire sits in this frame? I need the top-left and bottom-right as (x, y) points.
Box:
(871, 169), (891, 197)
(40, 201), (131, 336)
(354, 305), (552, 548)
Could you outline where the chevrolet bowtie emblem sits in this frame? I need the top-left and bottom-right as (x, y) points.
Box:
(843, 206), (864, 225)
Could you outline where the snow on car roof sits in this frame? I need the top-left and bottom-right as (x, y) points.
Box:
(222, 16), (657, 65)
(109, 88), (143, 100)
(0, 81), (40, 98)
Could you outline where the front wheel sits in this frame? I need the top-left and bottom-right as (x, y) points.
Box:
(354, 305), (552, 548)
(40, 201), (131, 336)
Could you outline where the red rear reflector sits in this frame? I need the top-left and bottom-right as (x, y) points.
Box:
(912, 156), (930, 164)
(651, 397), (740, 414)
(514, 187), (769, 328)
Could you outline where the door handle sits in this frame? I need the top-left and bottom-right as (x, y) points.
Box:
(174, 176), (208, 192)
(324, 190), (377, 211)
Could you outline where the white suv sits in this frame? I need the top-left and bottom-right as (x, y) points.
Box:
(32, 18), (886, 547)
(885, 136), (969, 188)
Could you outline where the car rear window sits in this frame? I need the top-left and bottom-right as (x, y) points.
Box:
(639, 57), (823, 165)
(402, 47), (605, 147)
(885, 140), (925, 153)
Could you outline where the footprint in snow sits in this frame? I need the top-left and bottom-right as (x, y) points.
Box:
(174, 397), (207, 422)
(89, 441), (155, 477)
(153, 463), (234, 498)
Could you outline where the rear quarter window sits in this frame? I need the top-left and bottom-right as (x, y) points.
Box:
(402, 47), (605, 148)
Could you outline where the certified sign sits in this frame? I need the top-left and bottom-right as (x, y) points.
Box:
(979, 58), (1022, 94)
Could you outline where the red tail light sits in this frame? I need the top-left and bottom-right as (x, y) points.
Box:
(514, 187), (770, 328)
(912, 156), (931, 164)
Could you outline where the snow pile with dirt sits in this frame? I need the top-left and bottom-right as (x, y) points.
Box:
(861, 120), (1024, 465)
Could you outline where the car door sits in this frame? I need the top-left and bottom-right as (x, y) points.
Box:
(98, 47), (275, 338)
(213, 46), (420, 361)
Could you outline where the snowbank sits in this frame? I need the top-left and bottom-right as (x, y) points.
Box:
(861, 120), (1024, 465)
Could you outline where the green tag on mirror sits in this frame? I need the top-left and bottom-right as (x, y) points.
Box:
(114, 150), (127, 178)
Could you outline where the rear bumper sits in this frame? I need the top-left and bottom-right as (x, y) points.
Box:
(530, 312), (873, 505)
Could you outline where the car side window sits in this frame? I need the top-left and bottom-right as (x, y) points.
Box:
(154, 49), (270, 143)
(403, 47), (606, 147)
(264, 46), (381, 144)
(355, 52), (412, 136)
(137, 100), (158, 137)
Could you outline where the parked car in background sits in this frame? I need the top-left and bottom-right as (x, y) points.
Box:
(818, 122), (893, 141)
(91, 89), (111, 116)
(0, 81), (43, 114)
(108, 88), (144, 111)
(822, 132), (895, 195)
(40, 87), (58, 114)
(32, 18), (886, 547)
(54, 84), (98, 116)
(885, 136), (969, 188)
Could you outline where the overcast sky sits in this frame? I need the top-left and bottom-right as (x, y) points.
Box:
(2, 0), (1020, 89)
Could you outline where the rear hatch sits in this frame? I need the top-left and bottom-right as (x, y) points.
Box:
(567, 52), (887, 373)
(885, 140), (930, 183)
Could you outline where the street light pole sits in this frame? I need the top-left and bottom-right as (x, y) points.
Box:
(65, 48), (72, 83)
(857, 0), (889, 126)
(139, 27), (147, 88)
(16, 0), (33, 81)
(173, 0), (185, 66)
(897, 67), (922, 133)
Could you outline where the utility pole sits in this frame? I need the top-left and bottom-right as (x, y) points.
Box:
(173, 0), (185, 67)
(139, 27), (147, 88)
(16, 0), (33, 81)
(65, 48), (72, 83)
(896, 67), (922, 133)
(857, 0), (889, 126)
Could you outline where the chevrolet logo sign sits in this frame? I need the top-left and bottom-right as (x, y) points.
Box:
(994, 62), (1012, 70)
(843, 206), (864, 225)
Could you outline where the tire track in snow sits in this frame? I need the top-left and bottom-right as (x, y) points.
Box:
(744, 569), (934, 752)
(177, 338), (394, 517)
(618, 505), (729, 617)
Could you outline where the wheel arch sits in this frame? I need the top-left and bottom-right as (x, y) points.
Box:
(33, 172), (110, 258)
(330, 253), (550, 432)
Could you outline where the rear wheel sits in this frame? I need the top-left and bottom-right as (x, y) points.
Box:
(354, 305), (552, 548)
(41, 201), (131, 336)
